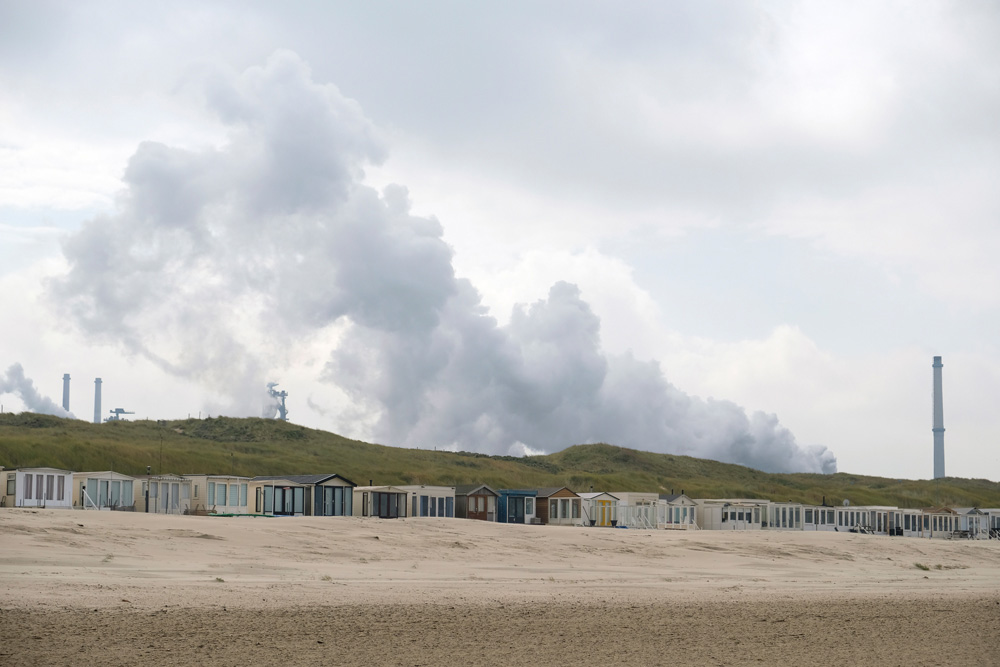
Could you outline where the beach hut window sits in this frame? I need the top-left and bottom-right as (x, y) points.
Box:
(207, 482), (215, 502)
(420, 495), (429, 517)
(560, 499), (569, 519)
(439, 497), (445, 517)
(794, 508), (800, 526)
(572, 500), (580, 519)
(217, 484), (227, 506)
(229, 485), (237, 506)
(194, 485), (199, 498)
(550, 501), (558, 519)
(149, 482), (158, 499)
(240, 484), (247, 507)
(525, 498), (534, 515)
(6, 473), (14, 496)
(446, 497), (454, 517)
(24, 474), (32, 500)
(805, 509), (812, 524)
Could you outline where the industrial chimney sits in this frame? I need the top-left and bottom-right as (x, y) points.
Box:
(932, 356), (945, 479)
(62, 373), (71, 412)
(94, 378), (102, 425)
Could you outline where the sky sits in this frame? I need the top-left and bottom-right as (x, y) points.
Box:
(2, 1), (999, 480)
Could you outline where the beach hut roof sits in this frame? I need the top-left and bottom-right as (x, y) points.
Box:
(252, 473), (357, 486)
(454, 484), (498, 497)
(535, 487), (577, 498)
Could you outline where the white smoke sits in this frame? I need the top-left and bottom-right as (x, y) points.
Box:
(47, 50), (836, 473)
(0, 363), (76, 419)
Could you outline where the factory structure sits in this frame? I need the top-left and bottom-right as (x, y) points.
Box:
(932, 356), (946, 479)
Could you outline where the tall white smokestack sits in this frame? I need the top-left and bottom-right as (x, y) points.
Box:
(62, 373), (71, 412)
(932, 356), (945, 479)
(94, 378), (102, 425)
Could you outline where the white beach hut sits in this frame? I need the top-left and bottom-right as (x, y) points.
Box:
(73, 471), (136, 510)
(398, 485), (456, 518)
(1, 467), (73, 509)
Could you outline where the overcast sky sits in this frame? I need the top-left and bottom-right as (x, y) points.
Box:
(2, 1), (998, 479)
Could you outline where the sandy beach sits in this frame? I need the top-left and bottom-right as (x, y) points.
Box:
(2, 508), (999, 666)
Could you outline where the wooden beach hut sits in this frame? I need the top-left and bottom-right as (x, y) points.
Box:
(578, 492), (618, 527)
(496, 489), (537, 524)
(535, 487), (583, 526)
(454, 484), (498, 521)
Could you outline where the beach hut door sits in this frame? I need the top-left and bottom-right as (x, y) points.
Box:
(508, 497), (525, 523)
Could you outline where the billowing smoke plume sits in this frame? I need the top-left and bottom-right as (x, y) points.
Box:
(0, 363), (75, 419)
(48, 51), (836, 473)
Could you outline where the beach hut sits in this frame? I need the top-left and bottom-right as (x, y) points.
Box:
(982, 508), (1000, 539)
(454, 484), (499, 521)
(352, 486), (409, 518)
(535, 487), (583, 526)
(183, 475), (252, 514)
(72, 471), (135, 510)
(803, 504), (838, 532)
(768, 501), (805, 530)
(251, 474), (356, 517)
(694, 499), (769, 531)
(919, 507), (963, 538)
(948, 508), (988, 539)
(658, 493), (698, 529)
(133, 474), (193, 514)
(899, 508), (925, 537)
(609, 492), (660, 529)
(578, 492), (618, 527)
(398, 485), (456, 518)
(496, 489), (537, 524)
(1, 467), (73, 509)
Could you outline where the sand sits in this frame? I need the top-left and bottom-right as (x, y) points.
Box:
(2, 508), (999, 666)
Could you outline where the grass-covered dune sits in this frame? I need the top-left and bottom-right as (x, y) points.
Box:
(1, 412), (998, 509)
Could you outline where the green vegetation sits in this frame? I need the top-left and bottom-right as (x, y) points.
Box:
(2, 412), (999, 508)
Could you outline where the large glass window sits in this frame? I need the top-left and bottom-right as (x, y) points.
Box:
(420, 495), (429, 517)
(239, 484), (247, 507)
(438, 497), (445, 517)
(525, 498), (534, 515)
(24, 474), (33, 500)
(550, 500), (559, 519)
(229, 485), (238, 506)
(6, 473), (14, 496)
(207, 482), (215, 503)
(57, 476), (65, 501)
(445, 497), (454, 517)
(217, 483), (227, 506)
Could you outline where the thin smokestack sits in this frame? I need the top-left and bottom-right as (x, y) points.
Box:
(932, 356), (945, 479)
(62, 374), (71, 412)
(94, 378), (102, 425)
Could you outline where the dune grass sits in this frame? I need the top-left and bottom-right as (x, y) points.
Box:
(1, 412), (998, 508)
